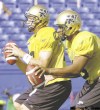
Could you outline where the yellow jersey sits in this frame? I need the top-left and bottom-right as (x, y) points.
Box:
(27, 27), (70, 85)
(66, 31), (100, 83)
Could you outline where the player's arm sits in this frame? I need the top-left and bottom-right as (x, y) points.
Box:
(17, 49), (53, 67)
(16, 58), (27, 74)
(5, 44), (52, 67)
(41, 55), (88, 77)
(36, 35), (94, 77)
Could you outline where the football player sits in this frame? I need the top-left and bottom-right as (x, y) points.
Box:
(35, 10), (100, 110)
(4, 5), (71, 110)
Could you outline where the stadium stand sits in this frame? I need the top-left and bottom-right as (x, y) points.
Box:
(0, 0), (99, 110)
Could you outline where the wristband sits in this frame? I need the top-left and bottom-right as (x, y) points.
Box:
(22, 54), (32, 64)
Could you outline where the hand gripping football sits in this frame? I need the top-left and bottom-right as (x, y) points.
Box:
(4, 41), (17, 65)
(26, 64), (45, 88)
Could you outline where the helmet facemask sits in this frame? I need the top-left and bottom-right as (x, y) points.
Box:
(24, 12), (41, 32)
(54, 24), (72, 41)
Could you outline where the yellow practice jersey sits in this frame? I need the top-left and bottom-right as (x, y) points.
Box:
(66, 31), (100, 83)
(27, 27), (70, 85)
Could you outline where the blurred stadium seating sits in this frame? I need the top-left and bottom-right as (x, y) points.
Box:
(0, 0), (100, 110)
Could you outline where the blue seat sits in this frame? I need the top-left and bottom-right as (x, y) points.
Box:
(90, 7), (100, 13)
(0, 34), (8, 41)
(83, 0), (98, 3)
(78, 7), (89, 13)
(4, 0), (15, 4)
(50, 0), (65, 4)
(0, 21), (15, 27)
(14, 22), (22, 28)
(11, 7), (22, 14)
(48, 7), (56, 14)
(84, 19), (100, 27)
(38, 0), (49, 5)
(21, 27), (32, 34)
(66, 3), (77, 8)
(82, 0), (97, 8)
(3, 28), (20, 34)
(0, 14), (9, 20)
(5, 4), (15, 10)
(16, 40), (27, 48)
(11, 14), (25, 20)
(18, 0), (33, 4)
(0, 57), (6, 64)
(9, 34), (26, 41)
(49, 3), (65, 9)
(94, 13), (100, 19)
(82, 26), (90, 31)
(0, 28), (3, 34)
(81, 13), (94, 20)
(0, 40), (7, 48)
(90, 26), (100, 33)
(17, 4), (32, 12)
(65, 0), (78, 7)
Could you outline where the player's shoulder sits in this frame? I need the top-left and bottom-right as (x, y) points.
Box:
(40, 26), (55, 31)
(37, 27), (56, 41)
(78, 31), (96, 37)
(37, 27), (55, 35)
(76, 31), (96, 41)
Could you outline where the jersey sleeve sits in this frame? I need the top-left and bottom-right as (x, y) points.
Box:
(74, 36), (95, 58)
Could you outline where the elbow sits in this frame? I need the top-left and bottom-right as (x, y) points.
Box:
(72, 69), (81, 75)
(69, 65), (81, 75)
(63, 70), (80, 78)
(71, 68), (81, 75)
(64, 69), (81, 77)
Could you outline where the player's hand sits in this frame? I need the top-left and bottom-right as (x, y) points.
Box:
(34, 66), (49, 78)
(4, 44), (25, 58)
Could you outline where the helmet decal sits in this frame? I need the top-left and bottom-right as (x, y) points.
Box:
(65, 14), (78, 25)
(39, 9), (48, 18)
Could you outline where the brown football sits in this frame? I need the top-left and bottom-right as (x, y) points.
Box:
(4, 41), (17, 65)
(26, 64), (45, 88)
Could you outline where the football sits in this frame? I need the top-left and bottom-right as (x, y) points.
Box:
(26, 64), (45, 88)
(4, 41), (17, 65)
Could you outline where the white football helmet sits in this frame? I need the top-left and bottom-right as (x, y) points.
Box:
(55, 10), (81, 40)
(24, 5), (49, 32)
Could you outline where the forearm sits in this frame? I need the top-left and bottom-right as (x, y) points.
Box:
(47, 65), (80, 77)
(29, 58), (48, 67)
(17, 51), (42, 66)
(16, 58), (27, 74)
(6, 44), (52, 67)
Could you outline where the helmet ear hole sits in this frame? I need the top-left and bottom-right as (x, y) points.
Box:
(78, 24), (80, 28)
(69, 27), (72, 30)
